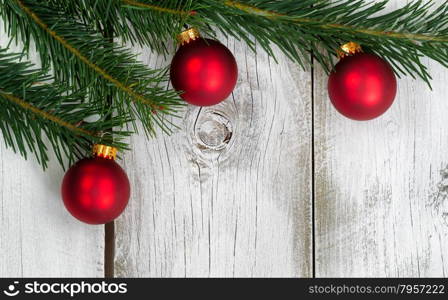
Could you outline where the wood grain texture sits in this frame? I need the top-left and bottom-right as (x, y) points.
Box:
(4, 1), (448, 277)
(115, 37), (313, 277)
(0, 26), (104, 277)
(314, 0), (448, 278)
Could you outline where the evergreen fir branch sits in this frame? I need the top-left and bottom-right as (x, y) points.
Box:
(120, 0), (448, 85)
(0, 49), (130, 169)
(212, 0), (448, 83)
(47, 0), (196, 54)
(1, 0), (184, 135)
(224, 1), (448, 43)
(0, 91), (93, 137)
(122, 0), (191, 15)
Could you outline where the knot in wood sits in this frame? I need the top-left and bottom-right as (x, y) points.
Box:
(195, 111), (233, 151)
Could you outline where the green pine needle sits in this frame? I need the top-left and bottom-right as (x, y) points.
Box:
(2, 0), (185, 136)
(1, 0), (448, 168)
(0, 48), (130, 169)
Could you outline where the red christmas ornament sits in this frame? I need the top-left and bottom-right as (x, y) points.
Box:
(170, 28), (238, 106)
(328, 42), (397, 121)
(61, 144), (130, 225)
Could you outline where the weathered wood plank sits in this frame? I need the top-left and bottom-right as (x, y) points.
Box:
(0, 26), (104, 277)
(115, 37), (313, 277)
(314, 0), (448, 277)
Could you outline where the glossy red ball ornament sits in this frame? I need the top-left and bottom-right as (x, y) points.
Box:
(328, 43), (397, 120)
(170, 28), (238, 106)
(61, 145), (130, 225)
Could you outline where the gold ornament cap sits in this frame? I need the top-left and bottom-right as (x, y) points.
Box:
(177, 28), (201, 45)
(92, 144), (117, 160)
(337, 42), (363, 59)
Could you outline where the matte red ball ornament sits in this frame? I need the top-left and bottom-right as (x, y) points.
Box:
(328, 42), (397, 121)
(61, 144), (130, 225)
(170, 28), (238, 106)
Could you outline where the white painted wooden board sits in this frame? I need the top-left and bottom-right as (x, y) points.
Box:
(2, 1), (448, 278)
(314, 0), (448, 277)
(0, 25), (104, 277)
(115, 37), (313, 277)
